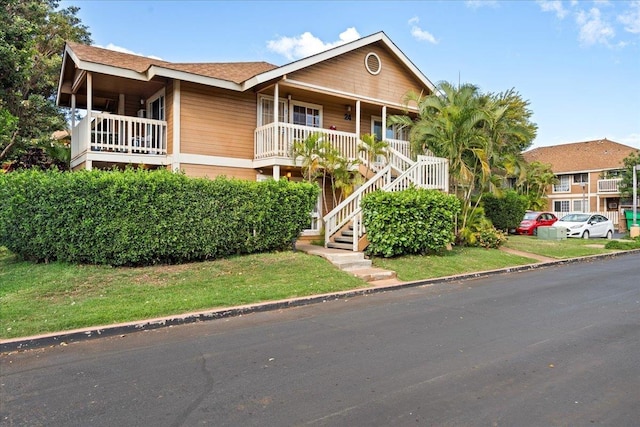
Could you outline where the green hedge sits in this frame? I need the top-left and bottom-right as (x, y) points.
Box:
(483, 190), (528, 231)
(361, 188), (460, 257)
(0, 168), (318, 265)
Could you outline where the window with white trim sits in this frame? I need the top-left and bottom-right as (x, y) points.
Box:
(553, 175), (570, 193)
(292, 101), (321, 128)
(573, 173), (588, 184)
(147, 89), (165, 120)
(573, 199), (585, 212)
(554, 200), (570, 212)
(258, 96), (286, 126)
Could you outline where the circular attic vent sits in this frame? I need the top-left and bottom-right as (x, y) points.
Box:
(365, 52), (381, 75)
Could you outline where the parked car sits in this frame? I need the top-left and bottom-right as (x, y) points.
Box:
(555, 213), (614, 239)
(516, 211), (558, 236)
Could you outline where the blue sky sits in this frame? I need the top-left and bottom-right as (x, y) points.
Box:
(61, 0), (640, 150)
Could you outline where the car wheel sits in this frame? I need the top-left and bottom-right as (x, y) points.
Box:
(582, 230), (590, 239)
(533, 228), (537, 236)
(606, 230), (613, 240)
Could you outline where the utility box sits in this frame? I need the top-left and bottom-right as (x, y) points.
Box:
(537, 226), (566, 240)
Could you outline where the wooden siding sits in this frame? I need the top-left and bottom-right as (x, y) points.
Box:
(286, 42), (428, 105)
(166, 81), (174, 154)
(180, 163), (257, 180)
(180, 82), (256, 159)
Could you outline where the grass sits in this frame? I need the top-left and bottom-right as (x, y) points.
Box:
(0, 236), (631, 339)
(502, 235), (620, 259)
(0, 247), (366, 339)
(372, 247), (536, 282)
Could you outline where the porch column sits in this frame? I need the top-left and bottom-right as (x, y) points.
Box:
(381, 105), (387, 141)
(172, 80), (181, 172)
(85, 72), (92, 156)
(273, 165), (280, 181)
(273, 83), (279, 155)
(355, 100), (361, 138)
(118, 94), (125, 115)
(71, 94), (76, 129)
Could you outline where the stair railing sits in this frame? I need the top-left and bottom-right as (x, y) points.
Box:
(323, 165), (393, 249)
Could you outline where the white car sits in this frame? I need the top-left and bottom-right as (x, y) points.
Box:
(555, 213), (615, 239)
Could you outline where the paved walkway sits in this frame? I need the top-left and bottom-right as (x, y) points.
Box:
(498, 246), (556, 263)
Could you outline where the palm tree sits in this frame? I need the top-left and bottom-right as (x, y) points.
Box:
(292, 132), (322, 183)
(358, 133), (388, 177)
(388, 81), (538, 239)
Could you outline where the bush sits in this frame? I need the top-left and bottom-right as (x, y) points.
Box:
(0, 168), (318, 265)
(483, 191), (528, 231)
(472, 224), (507, 249)
(361, 188), (460, 257)
(604, 237), (640, 250)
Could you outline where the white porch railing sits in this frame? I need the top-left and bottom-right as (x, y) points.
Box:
(255, 122), (360, 162)
(72, 112), (167, 158)
(597, 178), (622, 193)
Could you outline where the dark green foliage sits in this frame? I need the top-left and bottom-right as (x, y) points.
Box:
(604, 237), (640, 250)
(472, 224), (507, 249)
(361, 188), (460, 257)
(0, 169), (318, 265)
(483, 190), (528, 231)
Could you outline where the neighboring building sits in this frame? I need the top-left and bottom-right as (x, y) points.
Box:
(522, 139), (638, 217)
(55, 31), (449, 250)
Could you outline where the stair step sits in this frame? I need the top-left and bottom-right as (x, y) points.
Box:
(342, 230), (354, 237)
(326, 242), (354, 251)
(334, 236), (353, 244)
(345, 267), (397, 282)
(333, 258), (372, 270)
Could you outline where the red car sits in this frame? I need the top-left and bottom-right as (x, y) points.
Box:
(516, 212), (558, 235)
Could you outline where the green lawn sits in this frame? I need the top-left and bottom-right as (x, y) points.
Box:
(372, 247), (536, 282)
(0, 248), (366, 339)
(503, 235), (620, 259)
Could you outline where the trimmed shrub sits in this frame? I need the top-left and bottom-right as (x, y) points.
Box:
(483, 190), (528, 232)
(361, 188), (460, 257)
(0, 168), (318, 265)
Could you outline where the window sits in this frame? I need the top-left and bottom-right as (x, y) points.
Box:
(573, 173), (588, 184)
(147, 89), (165, 120)
(554, 200), (570, 212)
(258, 96), (286, 126)
(553, 175), (570, 192)
(292, 103), (321, 128)
(573, 199), (585, 212)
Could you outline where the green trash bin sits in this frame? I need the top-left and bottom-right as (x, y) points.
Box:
(625, 210), (640, 229)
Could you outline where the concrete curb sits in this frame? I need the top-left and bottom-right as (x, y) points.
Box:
(2, 248), (639, 353)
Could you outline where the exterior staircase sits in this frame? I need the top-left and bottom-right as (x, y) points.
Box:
(323, 146), (449, 252)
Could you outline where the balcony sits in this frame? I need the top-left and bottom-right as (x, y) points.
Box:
(253, 122), (410, 167)
(597, 178), (622, 194)
(71, 112), (168, 168)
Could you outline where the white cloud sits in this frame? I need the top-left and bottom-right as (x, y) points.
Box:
(618, 1), (640, 34)
(536, 0), (568, 19)
(408, 17), (438, 44)
(266, 28), (361, 61)
(97, 43), (163, 60)
(465, 0), (499, 9)
(576, 7), (616, 46)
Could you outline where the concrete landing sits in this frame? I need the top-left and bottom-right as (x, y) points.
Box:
(296, 243), (400, 284)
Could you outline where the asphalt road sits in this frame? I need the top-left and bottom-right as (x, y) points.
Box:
(1, 253), (639, 426)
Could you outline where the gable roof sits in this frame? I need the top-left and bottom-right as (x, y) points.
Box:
(60, 32), (435, 95)
(522, 138), (638, 173)
(64, 41), (278, 84)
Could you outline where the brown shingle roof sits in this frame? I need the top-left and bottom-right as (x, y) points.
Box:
(66, 42), (278, 84)
(522, 138), (638, 173)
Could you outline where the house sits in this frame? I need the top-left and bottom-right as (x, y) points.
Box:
(56, 31), (449, 250)
(522, 139), (638, 227)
